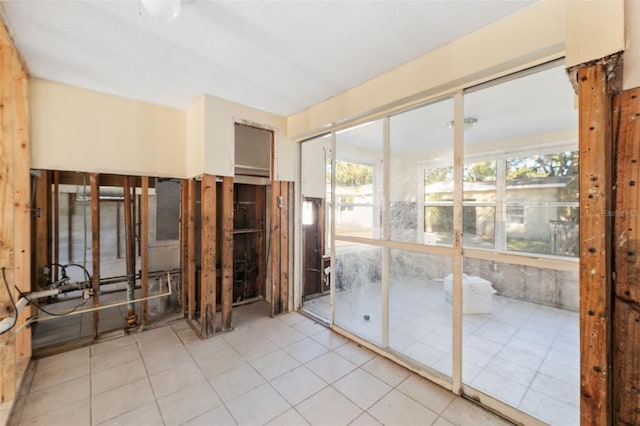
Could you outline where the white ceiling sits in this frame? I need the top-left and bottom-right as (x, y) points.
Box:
(335, 64), (578, 156)
(1, 0), (534, 116)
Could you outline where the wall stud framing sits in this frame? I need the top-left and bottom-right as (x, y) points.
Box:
(577, 63), (612, 426)
(122, 176), (137, 328)
(221, 176), (234, 331)
(141, 176), (149, 326)
(90, 173), (100, 339)
(612, 86), (640, 425)
(200, 174), (217, 336)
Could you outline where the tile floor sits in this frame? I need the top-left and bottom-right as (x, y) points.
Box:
(302, 278), (579, 426)
(9, 301), (512, 426)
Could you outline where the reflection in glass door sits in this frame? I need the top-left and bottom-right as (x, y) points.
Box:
(300, 135), (331, 321)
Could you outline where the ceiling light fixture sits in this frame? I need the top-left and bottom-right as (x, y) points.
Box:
(140, 0), (181, 22)
(447, 117), (478, 131)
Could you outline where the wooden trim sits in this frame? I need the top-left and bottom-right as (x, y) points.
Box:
(612, 87), (640, 425)
(187, 179), (197, 320)
(221, 176), (234, 331)
(67, 192), (75, 262)
(141, 176), (149, 326)
(200, 174), (217, 336)
(90, 173), (100, 339)
(578, 64), (612, 426)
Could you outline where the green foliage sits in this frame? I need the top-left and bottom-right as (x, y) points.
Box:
(507, 151), (579, 179)
(335, 161), (373, 186)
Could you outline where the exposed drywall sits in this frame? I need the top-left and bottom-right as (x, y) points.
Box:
(202, 95), (294, 181)
(30, 78), (187, 178)
(301, 136), (330, 198)
(288, 1), (568, 137)
(566, 0), (625, 68)
(186, 96), (205, 178)
(624, 0), (640, 90)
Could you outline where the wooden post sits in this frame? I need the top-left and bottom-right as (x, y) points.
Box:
(255, 185), (266, 296)
(67, 192), (75, 262)
(187, 179), (196, 320)
(270, 182), (281, 316)
(221, 176), (234, 331)
(13, 66), (30, 365)
(90, 173), (100, 339)
(200, 174), (217, 336)
(578, 63), (612, 426)
(52, 170), (59, 282)
(279, 181), (289, 313)
(180, 179), (189, 317)
(123, 176), (137, 328)
(613, 87), (640, 425)
(0, 39), (16, 403)
(34, 170), (50, 290)
(141, 176), (149, 326)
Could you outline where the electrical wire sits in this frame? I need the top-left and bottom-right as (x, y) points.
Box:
(15, 286), (89, 317)
(1, 267), (18, 335)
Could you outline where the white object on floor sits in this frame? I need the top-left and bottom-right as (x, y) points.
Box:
(443, 273), (496, 315)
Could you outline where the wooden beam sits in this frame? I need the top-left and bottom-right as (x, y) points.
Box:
(67, 193), (75, 262)
(187, 179), (196, 320)
(34, 170), (50, 290)
(221, 176), (234, 331)
(255, 185), (266, 296)
(578, 63), (612, 426)
(279, 181), (289, 313)
(56, 171), (156, 189)
(0, 40), (17, 403)
(52, 170), (59, 282)
(270, 182), (281, 316)
(180, 179), (188, 317)
(200, 174), (217, 336)
(122, 176), (137, 328)
(141, 176), (149, 326)
(613, 87), (640, 425)
(13, 66), (30, 364)
(90, 173), (100, 339)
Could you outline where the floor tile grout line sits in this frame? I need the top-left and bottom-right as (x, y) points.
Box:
(134, 334), (168, 426)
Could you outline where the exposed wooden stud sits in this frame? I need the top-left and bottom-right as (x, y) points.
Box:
(34, 170), (50, 290)
(221, 176), (234, 331)
(52, 171), (59, 282)
(200, 174), (217, 336)
(187, 179), (197, 320)
(255, 185), (266, 296)
(90, 173), (100, 339)
(270, 182), (281, 316)
(67, 192), (75, 262)
(180, 179), (189, 317)
(0, 39), (17, 403)
(122, 176), (137, 328)
(613, 87), (640, 425)
(279, 181), (289, 313)
(141, 176), (149, 326)
(13, 66), (31, 363)
(578, 63), (612, 426)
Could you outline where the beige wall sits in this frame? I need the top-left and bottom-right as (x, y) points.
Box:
(565, 0), (625, 68)
(186, 96), (205, 178)
(29, 80), (296, 181)
(202, 95), (294, 180)
(624, 0), (640, 90)
(30, 78), (187, 178)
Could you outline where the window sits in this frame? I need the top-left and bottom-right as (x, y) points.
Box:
(506, 205), (524, 224)
(334, 160), (376, 237)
